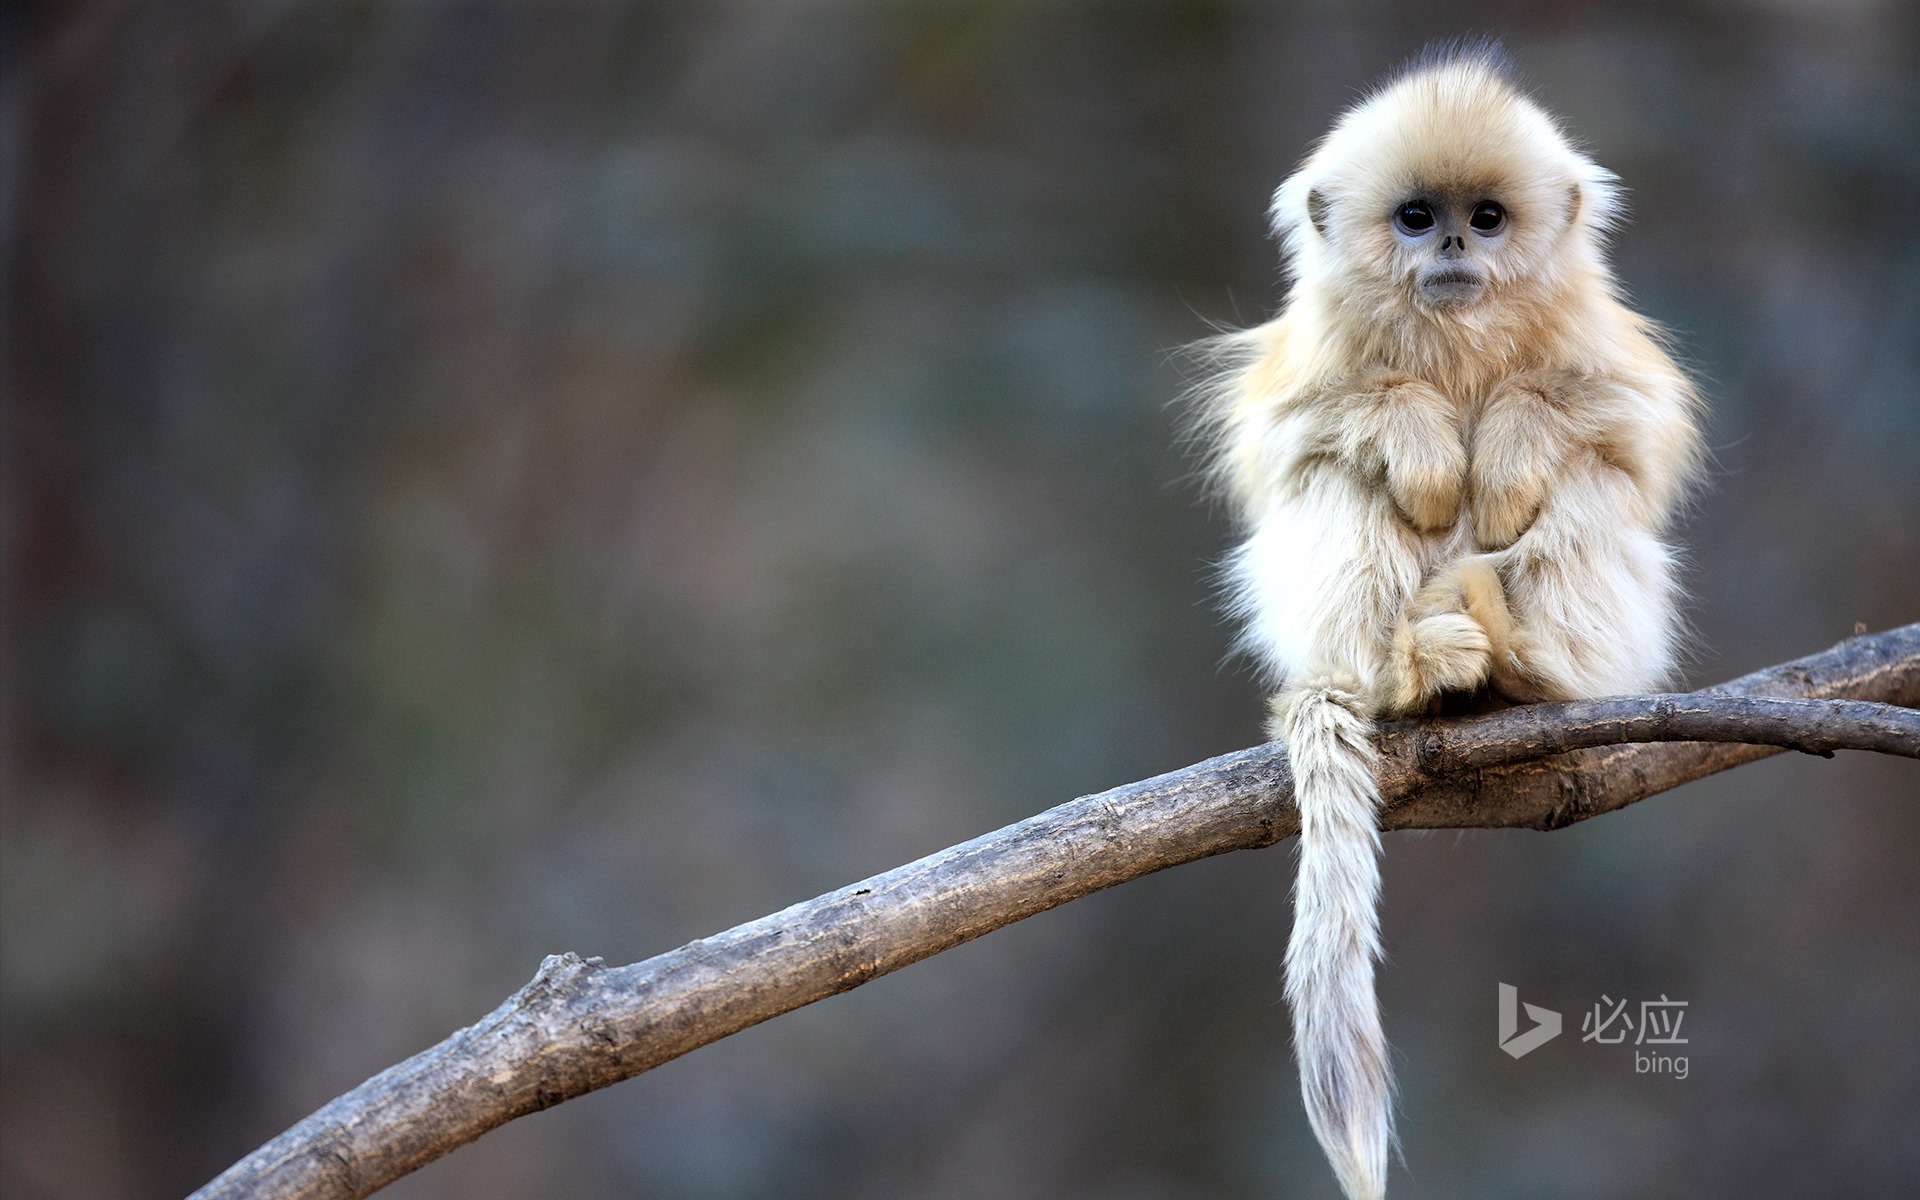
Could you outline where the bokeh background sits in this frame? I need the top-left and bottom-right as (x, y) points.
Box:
(4, 3), (1917, 1198)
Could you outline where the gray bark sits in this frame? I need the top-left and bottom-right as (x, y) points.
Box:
(191, 624), (1919, 1200)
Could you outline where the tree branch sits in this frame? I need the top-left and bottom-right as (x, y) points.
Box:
(192, 625), (1919, 1200)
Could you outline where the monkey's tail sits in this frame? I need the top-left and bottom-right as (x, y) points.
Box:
(1275, 675), (1392, 1200)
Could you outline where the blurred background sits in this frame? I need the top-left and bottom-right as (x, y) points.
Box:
(3, 3), (1916, 1198)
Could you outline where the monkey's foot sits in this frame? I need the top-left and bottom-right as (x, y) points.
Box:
(1386, 610), (1491, 713)
(1431, 555), (1572, 704)
(1445, 557), (1511, 645)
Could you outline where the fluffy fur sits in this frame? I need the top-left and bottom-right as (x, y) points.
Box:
(1198, 46), (1703, 1200)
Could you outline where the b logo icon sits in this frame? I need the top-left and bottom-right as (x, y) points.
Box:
(1498, 983), (1562, 1059)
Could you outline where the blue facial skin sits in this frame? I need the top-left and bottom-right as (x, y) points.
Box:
(1392, 196), (1510, 308)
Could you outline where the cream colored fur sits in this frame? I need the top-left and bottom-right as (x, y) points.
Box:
(1199, 48), (1703, 1200)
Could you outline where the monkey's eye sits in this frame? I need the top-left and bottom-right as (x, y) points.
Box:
(1393, 201), (1436, 234)
(1469, 201), (1507, 233)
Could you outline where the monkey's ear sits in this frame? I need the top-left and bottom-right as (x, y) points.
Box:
(1566, 183), (1583, 227)
(1307, 189), (1330, 236)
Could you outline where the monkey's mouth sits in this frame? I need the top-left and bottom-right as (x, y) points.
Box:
(1417, 269), (1486, 308)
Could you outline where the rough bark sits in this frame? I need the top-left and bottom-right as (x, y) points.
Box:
(191, 625), (1919, 1200)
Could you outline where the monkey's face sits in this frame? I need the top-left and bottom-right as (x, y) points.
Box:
(1278, 62), (1621, 327)
(1296, 168), (1577, 321)
(1388, 193), (1509, 310)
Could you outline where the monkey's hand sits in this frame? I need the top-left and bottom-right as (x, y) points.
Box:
(1323, 375), (1466, 533)
(1469, 372), (1583, 550)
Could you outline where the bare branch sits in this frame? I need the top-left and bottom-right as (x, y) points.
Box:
(192, 625), (1919, 1200)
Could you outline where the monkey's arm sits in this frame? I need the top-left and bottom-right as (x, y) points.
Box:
(1480, 439), (1692, 702)
(1306, 372), (1468, 533)
(1228, 373), (1486, 717)
(1468, 367), (1698, 551)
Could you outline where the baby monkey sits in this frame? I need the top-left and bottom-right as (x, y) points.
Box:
(1198, 45), (1703, 1200)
